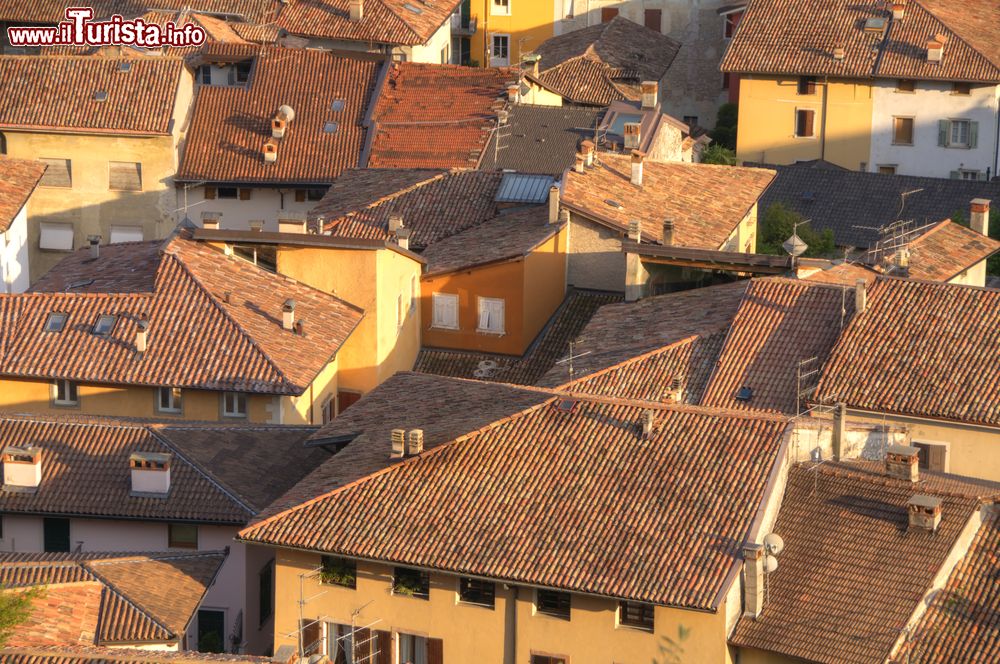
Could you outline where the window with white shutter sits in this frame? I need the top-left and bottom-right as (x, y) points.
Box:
(477, 297), (505, 334)
(110, 225), (144, 244)
(39, 222), (74, 251)
(432, 293), (459, 330)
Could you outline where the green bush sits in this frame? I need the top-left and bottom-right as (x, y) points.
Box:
(757, 203), (836, 258)
(0, 586), (43, 647)
(700, 145), (737, 166)
(709, 102), (738, 150)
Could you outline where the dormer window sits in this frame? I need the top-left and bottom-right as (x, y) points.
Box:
(43, 312), (68, 333)
(92, 314), (116, 336)
(323, 122), (339, 134)
(331, 100), (345, 112)
(53, 379), (78, 406)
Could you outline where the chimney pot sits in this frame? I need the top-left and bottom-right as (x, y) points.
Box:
(742, 543), (765, 619)
(574, 153), (585, 173)
(407, 429), (424, 456)
(630, 150), (645, 187)
(855, 278), (867, 314)
(581, 140), (595, 167)
(927, 39), (943, 63)
(2, 446), (42, 490)
(390, 429), (405, 459)
(892, 2), (906, 19)
(282, 299), (295, 331)
(641, 410), (655, 439)
(263, 141), (278, 163)
(129, 452), (171, 496)
(88, 235), (101, 260)
(832, 46), (846, 61)
(548, 185), (560, 224)
(971, 198), (991, 236)
(396, 227), (412, 251)
(886, 444), (920, 482)
(349, 0), (363, 21)
(662, 219), (675, 246)
(623, 122), (642, 150)
(666, 375), (684, 403)
(832, 403), (847, 460)
(908, 495), (942, 532)
(271, 117), (287, 139)
(389, 215), (405, 234)
(559, 209), (570, 224)
(640, 81), (659, 110)
(507, 83), (520, 104)
(135, 318), (149, 353)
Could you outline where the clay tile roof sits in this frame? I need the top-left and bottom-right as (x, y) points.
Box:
(730, 462), (998, 663)
(0, 57), (184, 135)
(815, 277), (1000, 427)
(177, 47), (380, 185)
(421, 206), (559, 275)
(802, 261), (880, 286)
(0, 647), (268, 664)
(4, 235), (363, 394)
(313, 169), (504, 250)
(0, 157), (46, 233)
(700, 278), (856, 414)
(480, 104), (605, 176)
(562, 154), (775, 249)
(722, 0), (1000, 82)
(241, 397), (789, 608)
(538, 280), (749, 386)
(251, 372), (552, 521)
(415, 289), (622, 385)
(275, 0), (461, 45)
(1, 552), (225, 646)
(0, 1), (125, 24)
(903, 220), (1000, 282)
(533, 16), (680, 106)
(902, 512), (1000, 662)
(368, 63), (515, 169)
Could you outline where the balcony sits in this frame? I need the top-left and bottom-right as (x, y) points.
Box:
(450, 13), (477, 36)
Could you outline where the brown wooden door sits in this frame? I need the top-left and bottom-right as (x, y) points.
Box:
(601, 7), (618, 22)
(300, 619), (321, 656)
(427, 638), (444, 664)
(376, 631), (392, 664)
(645, 9), (662, 31)
(337, 390), (361, 415)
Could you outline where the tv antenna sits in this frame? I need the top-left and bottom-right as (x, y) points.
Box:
(555, 341), (592, 379)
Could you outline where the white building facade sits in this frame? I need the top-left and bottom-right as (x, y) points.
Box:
(1, 199), (30, 293)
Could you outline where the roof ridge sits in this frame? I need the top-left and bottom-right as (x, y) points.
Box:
(814, 463), (1000, 500)
(556, 334), (701, 390)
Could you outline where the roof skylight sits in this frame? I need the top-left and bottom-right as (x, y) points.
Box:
(44, 312), (68, 333)
(92, 314), (117, 336)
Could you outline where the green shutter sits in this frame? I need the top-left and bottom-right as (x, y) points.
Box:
(969, 121), (979, 149)
(938, 119), (949, 147)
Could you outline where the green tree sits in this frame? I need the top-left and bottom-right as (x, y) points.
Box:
(952, 207), (1000, 276)
(0, 586), (42, 647)
(709, 102), (738, 150)
(700, 144), (737, 165)
(757, 202), (836, 258)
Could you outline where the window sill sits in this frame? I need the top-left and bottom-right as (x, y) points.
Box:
(617, 623), (654, 634)
(222, 413), (248, 419)
(891, 142), (914, 147)
(476, 329), (505, 336)
(458, 600), (496, 610)
(430, 324), (460, 332)
(156, 409), (183, 416)
(52, 402), (79, 409)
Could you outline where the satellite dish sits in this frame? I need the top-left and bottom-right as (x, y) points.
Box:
(278, 104), (296, 122)
(764, 554), (779, 573)
(764, 533), (785, 556)
(782, 232), (808, 258)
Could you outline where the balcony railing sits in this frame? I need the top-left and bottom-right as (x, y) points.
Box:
(450, 13), (477, 36)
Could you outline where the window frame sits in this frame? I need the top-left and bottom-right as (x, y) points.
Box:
(431, 292), (459, 330)
(222, 391), (248, 418)
(168, 523), (199, 549)
(490, 33), (511, 66)
(108, 161), (142, 192)
(891, 116), (914, 146)
(38, 221), (75, 252)
(38, 158), (72, 188)
(796, 76), (816, 95)
(476, 296), (505, 335)
(320, 555), (357, 589)
(458, 577), (496, 608)
(258, 560), (274, 625)
(952, 81), (971, 95)
(92, 314), (117, 337)
(895, 79), (916, 93)
(43, 312), (68, 333)
(618, 600), (655, 632)
(392, 566), (430, 600)
(877, 165), (898, 175)
(794, 109), (816, 138)
(491, 0), (511, 16)
(949, 119), (971, 148)
(53, 379), (79, 407)
(157, 386), (183, 414)
(217, 186), (240, 200)
(535, 588), (571, 620)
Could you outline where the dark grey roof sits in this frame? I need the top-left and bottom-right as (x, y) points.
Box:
(482, 104), (604, 176)
(749, 161), (1000, 249)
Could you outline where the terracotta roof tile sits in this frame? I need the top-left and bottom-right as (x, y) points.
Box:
(802, 261), (880, 286)
(730, 461), (997, 663)
(5, 235), (363, 394)
(0, 157), (46, 233)
(902, 220), (1000, 282)
(241, 397), (789, 608)
(562, 154), (775, 249)
(0, 646), (267, 663)
(815, 277), (1000, 427)
(275, 0), (460, 45)
(0, 57), (183, 135)
(368, 63), (514, 169)
(6, 583), (105, 647)
(178, 47), (380, 184)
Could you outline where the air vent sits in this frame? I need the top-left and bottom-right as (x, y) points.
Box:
(93, 91), (108, 102)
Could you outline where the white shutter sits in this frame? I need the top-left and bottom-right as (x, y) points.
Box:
(432, 293), (458, 329)
(39, 222), (74, 251)
(478, 298), (505, 333)
(110, 225), (144, 244)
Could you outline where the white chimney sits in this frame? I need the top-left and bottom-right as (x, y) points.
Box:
(623, 122), (642, 150)
(389, 215), (404, 234)
(641, 410), (655, 439)
(662, 219), (674, 246)
(574, 153), (585, 173)
(886, 445), (919, 482)
(129, 452), (171, 496)
(548, 185), (560, 224)
(743, 543), (765, 619)
(559, 209), (570, 224)
(832, 46), (846, 61)
(397, 227), (411, 251)
(891, 1), (905, 19)
(391, 429), (405, 459)
(581, 140), (595, 167)
(407, 429), (424, 456)
(271, 115), (287, 139)
(927, 38), (943, 63)
(640, 81), (658, 110)
(971, 199), (991, 236)
(3, 446), (42, 490)
(855, 278), (867, 314)
(630, 150), (645, 187)
(135, 318), (149, 353)
(627, 219), (641, 242)
(201, 212), (222, 230)
(88, 235), (101, 260)
(350, 0), (363, 21)
(908, 495), (942, 532)
(282, 299), (295, 331)
(507, 83), (520, 104)
(263, 141), (277, 163)
(665, 376), (684, 403)
(278, 213), (308, 234)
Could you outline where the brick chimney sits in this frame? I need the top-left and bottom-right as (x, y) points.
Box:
(662, 219), (674, 246)
(278, 212), (308, 234)
(971, 199), (991, 236)
(631, 150), (645, 187)
(548, 185), (560, 223)
(640, 81), (658, 110)
(891, 1), (905, 19)
(263, 140), (277, 163)
(908, 495), (942, 532)
(350, 0), (363, 21)
(397, 227), (412, 251)
(743, 543), (765, 619)
(2, 446), (42, 490)
(129, 452), (171, 497)
(624, 122), (642, 150)
(201, 212), (222, 230)
(886, 445), (919, 482)
(581, 140), (595, 167)
(927, 38), (944, 63)
(88, 235), (101, 260)
(855, 278), (867, 314)
(282, 299), (295, 331)
(507, 83), (520, 104)
(391, 429), (405, 459)
(407, 429), (424, 456)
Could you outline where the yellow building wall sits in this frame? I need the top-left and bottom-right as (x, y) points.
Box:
(471, 0), (555, 67)
(273, 549), (733, 664)
(521, 227), (568, 346)
(737, 646), (804, 664)
(736, 76), (872, 171)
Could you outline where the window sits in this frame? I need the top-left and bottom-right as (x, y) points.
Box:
(878, 165), (897, 175)
(337, 390), (361, 415)
(38, 158), (72, 188)
(939, 119), (978, 148)
(168, 523), (198, 548)
(53, 379), (78, 406)
(950, 119), (970, 147)
(531, 656), (567, 664)
(397, 293), (405, 329)
(459, 577), (495, 607)
(953, 81), (971, 95)
(197, 609), (225, 653)
(644, 8), (662, 32)
(92, 314), (116, 336)
(956, 169), (983, 181)
(322, 396), (335, 425)
(258, 561), (274, 625)
(198, 65), (212, 84)
(43, 518), (70, 552)
(723, 10), (743, 39)
(440, 43), (450, 64)
(601, 7), (618, 22)
(222, 392), (247, 418)
(491, 0), (510, 15)
(157, 387), (182, 414)
(795, 109), (815, 137)
(477, 297), (505, 334)
(431, 293), (459, 329)
(619, 601), (654, 631)
(410, 275), (418, 313)
(398, 633), (433, 664)
(896, 79), (915, 92)
(320, 556), (357, 588)
(227, 60), (252, 85)
(892, 117), (914, 145)
(914, 442), (947, 472)
(39, 222), (74, 251)
(216, 186), (240, 199)
(324, 623), (354, 663)
(108, 161), (142, 191)
(44, 312), (68, 333)
(797, 76), (816, 95)
(295, 188), (327, 202)
(393, 567), (430, 599)
(110, 225), (144, 244)
(536, 589), (571, 619)
(683, 115), (698, 129)
(490, 34), (510, 66)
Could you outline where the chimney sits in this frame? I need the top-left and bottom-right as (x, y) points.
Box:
(971, 199), (991, 236)
(548, 185), (560, 224)
(666, 376), (684, 403)
(263, 140), (278, 163)
(271, 116), (287, 139)
(2, 446), (42, 490)
(88, 235), (101, 260)
(559, 209), (570, 224)
(388, 215), (404, 234)
(201, 212), (222, 230)
(742, 543), (765, 619)
(278, 212), (308, 234)
(832, 46), (846, 61)
(248, 219), (265, 232)
(891, 1), (905, 19)
(641, 410), (655, 439)
(507, 83), (520, 104)
(574, 153), (585, 173)
(129, 452), (171, 496)
(832, 402), (846, 460)
(407, 429), (424, 456)
(927, 39), (943, 63)
(640, 80), (658, 110)
(662, 219), (674, 246)
(135, 318), (149, 353)
(390, 429), (405, 459)
(397, 227), (411, 251)
(623, 122), (642, 150)
(628, 219), (641, 242)
(855, 278), (867, 314)
(581, 140), (595, 167)
(522, 54), (541, 78)
(630, 150), (645, 187)
(886, 445), (920, 482)
(349, 0), (363, 21)
(282, 299), (295, 331)
(908, 495), (942, 532)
